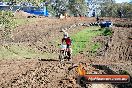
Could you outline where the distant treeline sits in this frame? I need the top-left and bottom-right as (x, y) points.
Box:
(100, 2), (132, 18)
(1, 0), (132, 18)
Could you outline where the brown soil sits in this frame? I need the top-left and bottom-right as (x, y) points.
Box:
(11, 17), (94, 55)
(0, 59), (77, 88)
(14, 10), (35, 18)
(0, 17), (131, 88)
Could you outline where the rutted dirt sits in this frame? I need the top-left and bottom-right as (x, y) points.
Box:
(11, 17), (94, 54)
(91, 27), (132, 73)
(0, 59), (77, 88)
(0, 17), (132, 88)
(0, 59), (115, 88)
(0, 17), (97, 88)
(104, 27), (132, 78)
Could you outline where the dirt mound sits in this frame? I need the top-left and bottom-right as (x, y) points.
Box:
(14, 10), (34, 18)
(0, 59), (115, 88)
(0, 59), (77, 88)
(11, 17), (95, 55)
(92, 26), (132, 79)
(104, 27), (132, 62)
(0, 17), (131, 88)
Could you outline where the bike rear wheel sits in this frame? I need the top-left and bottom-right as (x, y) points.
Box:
(59, 50), (65, 62)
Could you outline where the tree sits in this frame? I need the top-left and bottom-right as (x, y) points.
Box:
(121, 3), (132, 18)
(68, 0), (87, 16)
(100, 3), (118, 17)
(100, 2), (132, 18)
(1, 0), (88, 17)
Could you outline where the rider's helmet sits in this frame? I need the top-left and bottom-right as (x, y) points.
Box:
(64, 32), (68, 38)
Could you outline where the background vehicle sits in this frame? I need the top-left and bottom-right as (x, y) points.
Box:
(99, 21), (112, 28)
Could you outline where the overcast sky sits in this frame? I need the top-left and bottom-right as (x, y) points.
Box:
(115, 0), (130, 3)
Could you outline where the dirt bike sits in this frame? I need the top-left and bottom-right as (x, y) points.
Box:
(59, 45), (71, 62)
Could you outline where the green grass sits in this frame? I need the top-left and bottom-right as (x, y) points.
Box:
(0, 44), (57, 59)
(71, 26), (102, 55)
(0, 26), (103, 59)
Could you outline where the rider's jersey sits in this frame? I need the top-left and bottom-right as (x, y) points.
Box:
(62, 37), (71, 45)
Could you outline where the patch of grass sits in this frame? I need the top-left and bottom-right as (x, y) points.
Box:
(71, 26), (102, 55)
(0, 44), (57, 59)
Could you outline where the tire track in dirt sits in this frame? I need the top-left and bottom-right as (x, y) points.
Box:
(0, 59), (80, 88)
(0, 18), (131, 88)
(11, 17), (94, 58)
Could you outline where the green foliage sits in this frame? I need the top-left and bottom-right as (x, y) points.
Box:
(120, 3), (132, 18)
(102, 28), (112, 36)
(0, 11), (15, 29)
(100, 2), (132, 18)
(0, 11), (16, 41)
(68, 0), (87, 16)
(46, 0), (88, 17)
(0, 11), (38, 29)
(119, 70), (129, 75)
(2, 0), (11, 2)
(2, 0), (88, 17)
(47, 5), (56, 16)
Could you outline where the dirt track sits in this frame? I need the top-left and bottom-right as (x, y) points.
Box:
(0, 17), (95, 88)
(0, 17), (132, 88)
(0, 59), (116, 88)
(0, 59), (76, 88)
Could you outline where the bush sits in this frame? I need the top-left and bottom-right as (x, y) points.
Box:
(0, 11), (15, 42)
(119, 70), (129, 75)
(0, 11), (15, 29)
(102, 28), (112, 36)
(0, 11), (14, 17)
